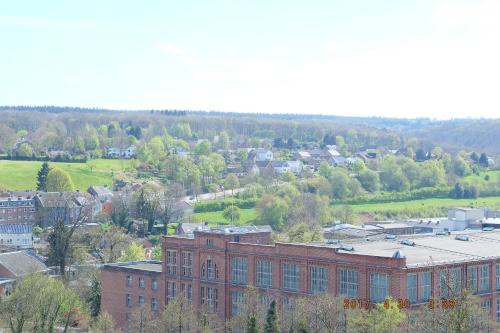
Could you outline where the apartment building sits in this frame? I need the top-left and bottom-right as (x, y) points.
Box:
(102, 225), (500, 328)
(0, 196), (36, 224)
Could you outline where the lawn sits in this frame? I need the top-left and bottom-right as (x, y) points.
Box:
(193, 208), (257, 225)
(349, 196), (500, 214)
(0, 159), (134, 191)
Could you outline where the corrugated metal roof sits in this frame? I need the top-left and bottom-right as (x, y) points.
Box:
(0, 224), (32, 234)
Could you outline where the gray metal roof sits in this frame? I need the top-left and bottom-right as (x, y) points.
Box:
(0, 251), (48, 277)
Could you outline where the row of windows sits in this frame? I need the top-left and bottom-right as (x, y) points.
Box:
(125, 294), (158, 311)
(407, 264), (500, 304)
(126, 275), (158, 290)
(166, 250), (193, 278)
(166, 282), (193, 303)
(231, 258), (386, 301)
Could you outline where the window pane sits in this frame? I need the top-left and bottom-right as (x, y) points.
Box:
(370, 272), (389, 303)
(256, 260), (273, 288)
(310, 266), (328, 293)
(282, 263), (300, 291)
(407, 273), (417, 304)
(339, 269), (358, 298)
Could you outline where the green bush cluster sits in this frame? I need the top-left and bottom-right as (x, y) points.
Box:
(334, 186), (452, 205)
(194, 198), (257, 213)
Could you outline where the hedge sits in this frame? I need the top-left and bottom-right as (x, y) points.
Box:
(194, 198), (257, 213)
(333, 186), (452, 205)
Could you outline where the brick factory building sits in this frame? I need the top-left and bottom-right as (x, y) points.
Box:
(102, 225), (500, 329)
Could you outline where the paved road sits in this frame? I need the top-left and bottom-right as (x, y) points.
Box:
(183, 188), (244, 204)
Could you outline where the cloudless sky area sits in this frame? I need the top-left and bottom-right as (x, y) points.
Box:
(1, 0), (499, 119)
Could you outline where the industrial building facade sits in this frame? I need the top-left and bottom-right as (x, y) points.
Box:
(102, 225), (500, 329)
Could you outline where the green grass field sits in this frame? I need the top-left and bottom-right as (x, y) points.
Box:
(0, 159), (134, 191)
(350, 196), (500, 214)
(193, 208), (257, 225)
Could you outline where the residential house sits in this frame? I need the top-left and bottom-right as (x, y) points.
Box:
(248, 148), (273, 162)
(35, 192), (96, 227)
(0, 224), (33, 249)
(270, 160), (303, 175)
(294, 151), (311, 162)
(106, 146), (136, 159)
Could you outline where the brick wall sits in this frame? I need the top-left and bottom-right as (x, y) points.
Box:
(101, 267), (163, 329)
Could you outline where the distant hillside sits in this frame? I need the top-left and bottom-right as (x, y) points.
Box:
(408, 119), (500, 155)
(1, 105), (499, 155)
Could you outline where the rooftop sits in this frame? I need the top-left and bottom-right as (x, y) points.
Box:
(331, 229), (500, 268)
(103, 260), (162, 273)
(0, 251), (48, 277)
(194, 225), (272, 235)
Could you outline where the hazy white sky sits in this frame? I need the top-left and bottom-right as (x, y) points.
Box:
(1, 0), (499, 119)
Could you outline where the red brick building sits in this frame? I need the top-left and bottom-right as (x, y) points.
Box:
(101, 261), (163, 329)
(0, 196), (36, 224)
(102, 226), (500, 329)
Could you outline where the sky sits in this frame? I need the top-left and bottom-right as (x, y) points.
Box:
(1, 0), (499, 119)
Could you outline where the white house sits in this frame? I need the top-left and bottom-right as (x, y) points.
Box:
(106, 146), (136, 159)
(0, 224), (33, 249)
(270, 160), (303, 175)
(252, 148), (273, 161)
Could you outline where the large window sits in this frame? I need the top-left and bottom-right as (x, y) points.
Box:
(451, 267), (462, 295)
(182, 283), (192, 303)
(167, 282), (177, 302)
(201, 287), (218, 312)
(407, 273), (417, 304)
(232, 257), (248, 284)
(182, 252), (193, 277)
(310, 266), (328, 294)
(480, 265), (490, 293)
(151, 298), (158, 311)
(282, 263), (300, 291)
(126, 294), (132, 307)
(231, 290), (245, 316)
(139, 277), (145, 288)
(339, 269), (358, 298)
(420, 272), (432, 302)
(468, 266), (478, 294)
(440, 268), (462, 298)
(139, 295), (145, 305)
(370, 272), (389, 303)
(166, 250), (178, 276)
(496, 264), (500, 291)
(126, 275), (132, 287)
(152, 278), (157, 291)
(256, 260), (272, 288)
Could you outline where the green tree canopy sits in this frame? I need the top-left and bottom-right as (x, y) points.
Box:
(46, 167), (75, 192)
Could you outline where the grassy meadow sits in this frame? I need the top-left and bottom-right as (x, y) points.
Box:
(0, 159), (134, 191)
(192, 208), (257, 225)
